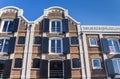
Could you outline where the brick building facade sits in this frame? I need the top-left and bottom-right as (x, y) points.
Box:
(0, 6), (120, 79)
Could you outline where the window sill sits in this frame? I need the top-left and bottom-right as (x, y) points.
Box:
(16, 44), (25, 46)
(70, 44), (79, 46)
(72, 68), (81, 70)
(33, 44), (41, 46)
(31, 68), (40, 70)
(13, 68), (22, 70)
(93, 67), (102, 70)
(0, 53), (8, 55)
(115, 75), (120, 78)
(0, 32), (12, 34)
(89, 45), (99, 47)
(110, 52), (120, 54)
(49, 53), (63, 55)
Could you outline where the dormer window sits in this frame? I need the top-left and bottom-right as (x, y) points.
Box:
(50, 19), (62, 33)
(0, 19), (14, 33)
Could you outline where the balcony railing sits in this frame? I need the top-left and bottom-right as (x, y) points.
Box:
(50, 70), (63, 78)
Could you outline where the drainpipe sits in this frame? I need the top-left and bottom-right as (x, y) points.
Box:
(21, 25), (31, 79)
(25, 25), (31, 79)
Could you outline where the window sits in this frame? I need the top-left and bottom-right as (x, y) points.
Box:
(71, 37), (78, 45)
(32, 59), (40, 68)
(92, 58), (101, 69)
(0, 60), (5, 71)
(49, 38), (63, 54)
(0, 38), (9, 54)
(89, 38), (98, 46)
(50, 19), (62, 33)
(72, 58), (81, 68)
(34, 37), (41, 44)
(14, 58), (22, 68)
(18, 37), (25, 44)
(108, 39), (120, 54)
(0, 19), (14, 33)
(0, 73), (3, 78)
(112, 59), (120, 74)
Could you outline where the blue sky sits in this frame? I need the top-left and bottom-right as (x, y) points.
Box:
(0, 0), (120, 25)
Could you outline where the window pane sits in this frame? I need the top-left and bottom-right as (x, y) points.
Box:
(112, 60), (119, 73)
(18, 37), (25, 44)
(71, 37), (78, 44)
(7, 21), (13, 32)
(3, 39), (9, 53)
(118, 60), (120, 73)
(72, 58), (80, 68)
(51, 21), (55, 32)
(32, 59), (40, 68)
(14, 59), (22, 68)
(51, 40), (55, 53)
(0, 60), (5, 70)
(57, 21), (61, 32)
(2, 21), (8, 32)
(57, 40), (61, 53)
(34, 37), (41, 44)
(90, 38), (97, 45)
(93, 59), (100, 67)
(113, 40), (120, 53)
(108, 40), (114, 52)
(0, 39), (4, 52)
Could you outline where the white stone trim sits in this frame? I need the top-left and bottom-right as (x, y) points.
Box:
(77, 24), (86, 79)
(82, 25), (120, 33)
(21, 25), (30, 79)
(83, 33), (91, 79)
(0, 6), (23, 17)
(26, 24), (35, 79)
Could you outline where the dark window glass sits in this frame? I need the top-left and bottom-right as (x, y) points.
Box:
(71, 37), (78, 45)
(3, 39), (9, 52)
(18, 37), (25, 44)
(72, 58), (80, 68)
(0, 39), (9, 54)
(50, 39), (62, 53)
(34, 37), (41, 44)
(2, 21), (13, 32)
(51, 21), (55, 32)
(0, 60), (5, 70)
(14, 58), (22, 68)
(7, 21), (13, 32)
(32, 59), (40, 68)
(51, 20), (61, 33)
(2, 21), (8, 32)
(51, 40), (55, 53)
(0, 39), (4, 52)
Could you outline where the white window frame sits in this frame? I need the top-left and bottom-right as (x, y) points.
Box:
(49, 19), (62, 33)
(49, 37), (63, 55)
(108, 39), (120, 54)
(89, 37), (98, 47)
(0, 19), (13, 33)
(92, 58), (102, 69)
(0, 37), (10, 55)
